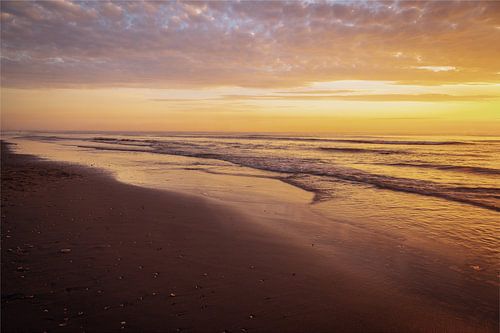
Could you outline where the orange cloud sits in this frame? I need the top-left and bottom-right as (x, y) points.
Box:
(1, 1), (499, 89)
(153, 94), (497, 103)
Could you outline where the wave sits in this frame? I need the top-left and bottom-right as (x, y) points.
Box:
(147, 145), (498, 211)
(238, 136), (470, 146)
(382, 163), (500, 176)
(76, 145), (154, 152)
(19, 135), (88, 142)
(91, 137), (292, 152)
(202, 135), (472, 146)
(328, 139), (471, 145)
(90, 135), (471, 146)
(93, 137), (157, 146)
(19, 133), (483, 147)
(77, 138), (499, 211)
(319, 147), (406, 155)
(21, 134), (499, 211)
(284, 174), (500, 210)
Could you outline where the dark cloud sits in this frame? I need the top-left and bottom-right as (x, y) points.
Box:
(1, 0), (499, 88)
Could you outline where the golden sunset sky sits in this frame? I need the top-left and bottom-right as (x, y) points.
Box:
(1, 0), (499, 134)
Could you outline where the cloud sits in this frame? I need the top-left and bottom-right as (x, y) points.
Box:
(415, 66), (457, 72)
(274, 90), (357, 94)
(154, 94), (498, 103)
(1, 1), (499, 88)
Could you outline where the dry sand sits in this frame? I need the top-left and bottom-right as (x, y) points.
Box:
(1, 142), (496, 332)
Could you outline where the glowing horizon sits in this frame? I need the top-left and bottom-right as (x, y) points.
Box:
(1, 1), (499, 134)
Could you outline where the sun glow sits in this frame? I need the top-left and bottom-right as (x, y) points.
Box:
(1, 1), (499, 134)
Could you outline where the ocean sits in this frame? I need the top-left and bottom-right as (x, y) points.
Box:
(4, 132), (500, 287)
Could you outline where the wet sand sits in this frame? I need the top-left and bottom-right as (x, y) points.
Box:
(1, 142), (497, 333)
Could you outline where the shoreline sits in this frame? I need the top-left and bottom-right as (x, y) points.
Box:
(1, 142), (497, 332)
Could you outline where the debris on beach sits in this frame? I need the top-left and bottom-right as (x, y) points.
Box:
(59, 318), (69, 327)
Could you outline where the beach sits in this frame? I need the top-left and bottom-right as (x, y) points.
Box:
(2, 1), (499, 332)
(1, 141), (498, 332)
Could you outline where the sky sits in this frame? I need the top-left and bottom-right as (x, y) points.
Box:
(1, 0), (499, 134)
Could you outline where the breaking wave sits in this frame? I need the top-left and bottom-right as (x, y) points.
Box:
(18, 134), (500, 211)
